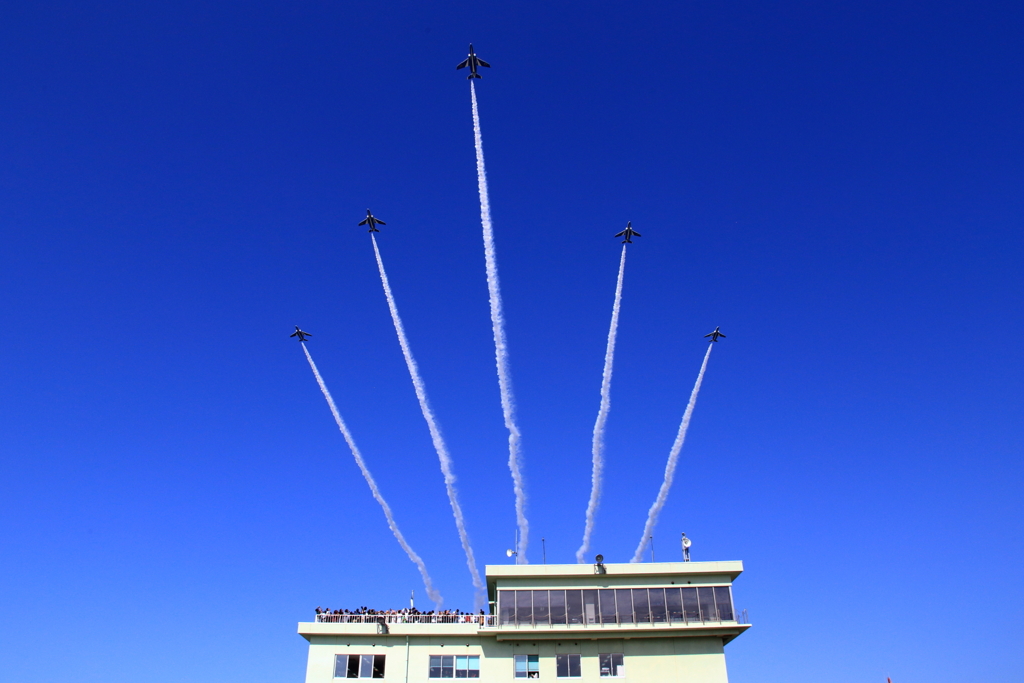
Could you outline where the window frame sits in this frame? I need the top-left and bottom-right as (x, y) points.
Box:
(555, 653), (581, 678)
(514, 653), (540, 678)
(334, 654), (385, 679)
(598, 653), (624, 678)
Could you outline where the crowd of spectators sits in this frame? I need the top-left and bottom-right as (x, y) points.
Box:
(314, 606), (488, 624)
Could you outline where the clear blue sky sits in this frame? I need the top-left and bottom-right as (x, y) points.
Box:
(1, 1), (1021, 681)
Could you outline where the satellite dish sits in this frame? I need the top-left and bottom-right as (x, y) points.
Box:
(595, 554), (604, 563)
(681, 537), (692, 549)
(506, 549), (514, 557)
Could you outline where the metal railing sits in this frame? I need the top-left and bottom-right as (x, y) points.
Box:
(315, 613), (497, 626)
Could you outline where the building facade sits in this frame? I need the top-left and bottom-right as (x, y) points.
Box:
(299, 561), (749, 682)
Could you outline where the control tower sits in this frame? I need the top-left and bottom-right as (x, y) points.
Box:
(299, 560), (750, 681)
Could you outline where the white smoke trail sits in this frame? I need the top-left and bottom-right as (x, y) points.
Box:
(370, 235), (486, 608)
(470, 80), (529, 561)
(301, 342), (443, 606)
(576, 245), (628, 563)
(631, 343), (714, 563)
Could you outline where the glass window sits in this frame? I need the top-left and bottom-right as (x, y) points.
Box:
(556, 654), (581, 678)
(429, 655), (454, 678)
(566, 590), (584, 624)
(632, 589), (651, 623)
(697, 586), (718, 621)
(599, 653), (624, 677)
(549, 590), (567, 624)
(649, 587), (667, 622)
(499, 591), (516, 624)
(615, 589), (633, 623)
(599, 589), (617, 623)
(516, 590), (534, 625)
(582, 590), (598, 624)
(533, 590), (550, 625)
(454, 655), (480, 678)
(335, 655), (385, 679)
(714, 586), (734, 621)
(682, 587), (700, 621)
(514, 654), (540, 678)
(666, 587), (684, 622)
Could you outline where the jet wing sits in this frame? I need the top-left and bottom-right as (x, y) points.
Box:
(476, 58), (491, 68)
(375, 219), (386, 225)
(614, 230), (626, 237)
(358, 218), (369, 225)
(456, 58), (470, 70)
(703, 332), (713, 337)
(631, 230), (641, 236)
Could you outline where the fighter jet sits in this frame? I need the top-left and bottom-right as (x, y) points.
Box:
(704, 327), (726, 342)
(358, 209), (386, 233)
(456, 44), (491, 79)
(615, 221), (641, 244)
(290, 326), (312, 342)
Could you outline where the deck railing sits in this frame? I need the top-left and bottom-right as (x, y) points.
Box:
(315, 613), (496, 626)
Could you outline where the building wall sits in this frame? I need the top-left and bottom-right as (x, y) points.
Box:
(304, 633), (729, 683)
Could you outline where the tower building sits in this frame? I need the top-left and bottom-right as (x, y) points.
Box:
(299, 560), (749, 682)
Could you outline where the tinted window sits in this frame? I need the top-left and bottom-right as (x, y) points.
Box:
(682, 587), (700, 621)
(632, 589), (650, 623)
(714, 586), (734, 621)
(566, 590), (584, 624)
(599, 653), (624, 677)
(454, 655), (479, 678)
(499, 591), (516, 624)
(583, 590), (599, 624)
(516, 590), (533, 624)
(615, 590), (633, 623)
(556, 654), (581, 677)
(533, 590), (550, 625)
(649, 588), (667, 622)
(697, 586), (718, 621)
(599, 589), (617, 623)
(666, 587), (684, 621)
(550, 590), (567, 624)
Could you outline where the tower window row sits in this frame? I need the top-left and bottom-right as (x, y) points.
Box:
(497, 586), (734, 625)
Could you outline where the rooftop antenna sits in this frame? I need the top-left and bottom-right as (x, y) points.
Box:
(506, 528), (519, 564)
(681, 532), (692, 562)
(542, 537), (547, 564)
(649, 536), (656, 562)
(410, 589), (415, 609)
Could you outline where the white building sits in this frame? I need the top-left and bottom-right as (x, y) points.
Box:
(299, 560), (750, 682)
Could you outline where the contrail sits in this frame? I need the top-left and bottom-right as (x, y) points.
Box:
(469, 80), (529, 561)
(370, 234), (486, 608)
(300, 342), (443, 606)
(576, 245), (628, 563)
(631, 343), (714, 563)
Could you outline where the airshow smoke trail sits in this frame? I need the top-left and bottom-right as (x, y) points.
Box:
(370, 235), (486, 608)
(470, 80), (529, 561)
(576, 245), (628, 564)
(631, 343), (714, 563)
(301, 342), (443, 606)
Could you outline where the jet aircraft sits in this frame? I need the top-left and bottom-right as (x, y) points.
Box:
(615, 221), (641, 244)
(291, 326), (312, 342)
(358, 209), (386, 233)
(456, 44), (491, 79)
(704, 327), (726, 342)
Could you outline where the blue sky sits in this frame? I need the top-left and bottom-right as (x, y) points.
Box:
(1, 1), (1022, 681)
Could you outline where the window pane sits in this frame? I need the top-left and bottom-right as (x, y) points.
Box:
(467, 656), (480, 678)
(549, 590), (567, 624)
(582, 590), (598, 624)
(429, 655), (443, 678)
(347, 654), (360, 678)
(515, 655), (528, 678)
(600, 653), (623, 677)
(499, 591), (516, 624)
(599, 654), (612, 677)
(649, 588), (667, 622)
(666, 587), (683, 622)
(615, 590), (633, 623)
(442, 655), (454, 678)
(632, 589), (651, 623)
(569, 654), (581, 677)
(533, 590), (550, 625)
(599, 589), (617, 623)
(334, 655), (347, 678)
(360, 655), (374, 678)
(566, 590), (583, 624)
(715, 586), (734, 621)
(372, 655), (386, 679)
(698, 586), (718, 621)
(528, 654), (540, 674)
(682, 587), (700, 621)
(613, 653), (624, 676)
(516, 590), (533, 624)
(556, 655), (569, 678)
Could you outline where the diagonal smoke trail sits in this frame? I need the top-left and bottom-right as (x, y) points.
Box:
(576, 245), (628, 563)
(300, 342), (443, 606)
(470, 80), (529, 561)
(631, 343), (714, 563)
(370, 235), (486, 608)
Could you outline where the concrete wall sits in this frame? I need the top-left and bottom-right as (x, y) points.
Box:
(304, 633), (729, 682)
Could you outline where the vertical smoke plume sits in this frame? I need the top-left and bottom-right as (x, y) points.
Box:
(470, 80), (529, 561)
(370, 235), (486, 608)
(631, 343), (714, 563)
(576, 245), (628, 563)
(301, 342), (443, 606)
